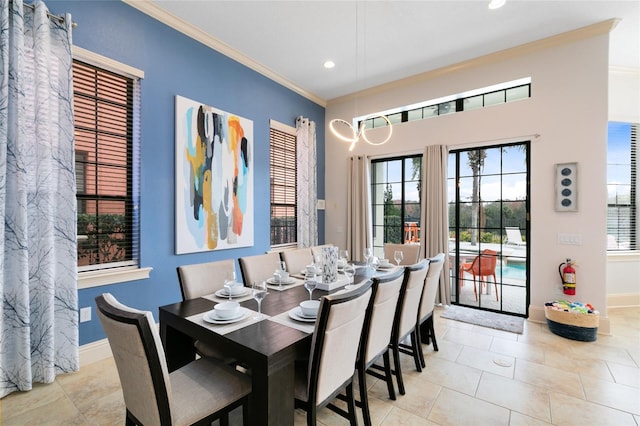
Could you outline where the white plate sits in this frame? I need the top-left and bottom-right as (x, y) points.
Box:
(203, 309), (247, 324)
(377, 264), (395, 270)
(267, 277), (296, 285)
(288, 308), (316, 323)
(214, 287), (250, 298)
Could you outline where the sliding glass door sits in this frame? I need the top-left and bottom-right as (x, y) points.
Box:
(448, 142), (530, 316)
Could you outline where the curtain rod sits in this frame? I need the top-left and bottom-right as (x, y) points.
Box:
(18, 1), (78, 28)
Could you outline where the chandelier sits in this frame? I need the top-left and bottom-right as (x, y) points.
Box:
(329, 116), (393, 151)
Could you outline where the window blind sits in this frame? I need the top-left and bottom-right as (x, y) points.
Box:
(270, 127), (297, 246)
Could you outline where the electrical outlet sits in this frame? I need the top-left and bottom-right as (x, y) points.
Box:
(80, 307), (91, 323)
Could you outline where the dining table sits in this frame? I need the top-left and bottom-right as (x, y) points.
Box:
(159, 265), (390, 426)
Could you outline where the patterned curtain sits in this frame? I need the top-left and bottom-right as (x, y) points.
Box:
(296, 117), (317, 247)
(420, 145), (451, 304)
(0, 0), (78, 398)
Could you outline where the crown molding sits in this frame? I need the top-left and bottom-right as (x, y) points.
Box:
(329, 19), (620, 105)
(121, 0), (327, 107)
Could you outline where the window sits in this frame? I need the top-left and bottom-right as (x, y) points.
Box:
(607, 122), (637, 251)
(73, 59), (140, 271)
(370, 155), (422, 257)
(270, 123), (297, 247)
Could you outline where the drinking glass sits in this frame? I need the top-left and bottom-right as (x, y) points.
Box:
(252, 281), (267, 319)
(304, 271), (317, 301)
(274, 269), (282, 288)
(223, 270), (237, 301)
(394, 250), (404, 266)
(363, 247), (372, 264)
(339, 250), (349, 262)
(343, 263), (356, 283)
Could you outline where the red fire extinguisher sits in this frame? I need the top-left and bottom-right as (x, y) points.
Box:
(558, 259), (576, 295)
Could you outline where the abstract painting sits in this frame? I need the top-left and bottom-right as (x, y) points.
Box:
(175, 95), (254, 254)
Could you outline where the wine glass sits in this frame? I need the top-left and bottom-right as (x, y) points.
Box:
(304, 270), (317, 301)
(394, 250), (404, 266)
(343, 263), (356, 284)
(223, 270), (236, 301)
(363, 247), (372, 264)
(339, 249), (349, 262)
(274, 269), (282, 288)
(252, 281), (267, 319)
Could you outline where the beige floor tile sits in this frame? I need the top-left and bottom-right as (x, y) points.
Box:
(571, 341), (638, 367)
(380, 405), (433, 425)
(422, 356), (483, 396)
(607, 361), (640, 388)
(514, 359), (585, 399)
(381, 372), (441, 418)
(456, 345), (515, 378)
(544, 349), (615, 382)
(508, 411), (552, 425)
(1, 381), (66, 421)
(423, 338), (463, 363)
(549, 391), (636, 425)
(472, 324), (519, 341)
(56, 358), (122, 413)
(429, 387), (510, 426)
(476, 372), (551, 422)
(2, 391), (85, 426)
(490, 336), (545, 364)
(581, 375), (640, 415)
(442, 326), (493, 351)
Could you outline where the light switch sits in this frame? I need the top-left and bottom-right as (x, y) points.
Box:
(80, 307), (91, 323)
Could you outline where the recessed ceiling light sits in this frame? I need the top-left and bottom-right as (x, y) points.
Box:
(488, 0), (506, 9)
(323, 60), (335, 69)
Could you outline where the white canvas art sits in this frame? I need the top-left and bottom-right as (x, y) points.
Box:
(175, 95), (254, 254)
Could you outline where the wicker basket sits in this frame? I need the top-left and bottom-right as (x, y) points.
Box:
(545, 307), (599, 342)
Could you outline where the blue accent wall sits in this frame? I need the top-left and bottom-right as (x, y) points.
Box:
(50, 1), (325, 345)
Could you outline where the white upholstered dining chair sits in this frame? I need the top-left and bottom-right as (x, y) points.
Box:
(393, 259), (430, 395)
(95, 293), (251, 426)
(176, 259), (237, 362)
(238, 252), (282, 286)
(417, 253), (445, 366)
(294, 281), (373, 425)
(280, 247), (314, 275)
(357, 268), (405, 426)
(383, 243), (421, 265)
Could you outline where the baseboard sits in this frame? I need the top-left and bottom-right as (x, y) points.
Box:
(607, 293), (640, 308)
(528, 305), (611, 335)
(79, 338), (112, 367)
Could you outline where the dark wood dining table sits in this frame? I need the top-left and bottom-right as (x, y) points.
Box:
(159, 281), (332, 426)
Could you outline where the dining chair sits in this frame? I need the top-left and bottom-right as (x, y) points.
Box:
(176, 259), (237, 362)
(95, 293), (251, 426)
(357, 268), (405, 426)
(416, 253), (446, 367)
(392, 259), (430, 395)
(383, 243), (421, 265)
(459, 249), (499, 301)
(294, 280), (373, 426)
(238, 251), (282, 286)
(280, 247), (314, 275)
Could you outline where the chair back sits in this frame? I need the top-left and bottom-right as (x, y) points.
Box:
(95, 293), (173, 425)
(177, 259), (236, 300)
(396, 259), (430, 338)
(280, 247), (314, 274)
(310, 244), (334, 259)
(471, 249), (498, 276)
(383, 243), (421, 265)
(419, 253), (445, 321)
(362, 268), (405, 365)
(505, 227), (525, 245)
(306, 281), (373, 407)
(238, 252), (282, 285)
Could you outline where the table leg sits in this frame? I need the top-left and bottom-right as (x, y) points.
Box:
(248, 362), (295, 426)
(160, 322), (195, 372)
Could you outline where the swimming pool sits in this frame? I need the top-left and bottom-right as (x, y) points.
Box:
(499, 262), (527, 280)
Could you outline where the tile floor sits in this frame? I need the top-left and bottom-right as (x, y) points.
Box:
(1, 307), (639, 425)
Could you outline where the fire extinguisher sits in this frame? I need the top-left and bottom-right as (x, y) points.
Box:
(558, 259), (576, 295)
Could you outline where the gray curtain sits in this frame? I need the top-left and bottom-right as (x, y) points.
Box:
(296, 117), (317, 247)
(421, 145), (451, 304)
(347, 156), (371, 262)
(0, 0), (78, 398)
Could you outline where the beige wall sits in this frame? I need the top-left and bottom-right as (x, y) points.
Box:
(325, 23), (613, 329)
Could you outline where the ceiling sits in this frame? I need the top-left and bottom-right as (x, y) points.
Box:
(144, 0), (639, 103)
